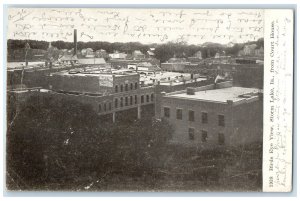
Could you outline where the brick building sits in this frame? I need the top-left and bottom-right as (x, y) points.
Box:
(48, 70), (155, 122)
(159, 81), (263, 148)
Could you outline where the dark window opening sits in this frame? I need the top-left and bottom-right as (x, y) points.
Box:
(135, 82), (138, 89)
(104, 103), (107, 111)
(135, 95), (138, 104)
(115, 99), (118, 108)
(164, 107), (170, 118)
(98, 104), (102, 112)
(201, 130), (208, 142)
(120, 97), (123, 107)
(176, 109), (182, 120)
(189, 110), (195, 122)
(125, 97), (128, 106)
(146, 94), (149, 102)
(125, 84), (128, 91)
(130, 83), (133, 90)
(108, 102), (112, 110)
(120, 84), (123, 92)
(141, 95), (144, 103)
(130, 96), (133, 105)
(115, 85), (118, 93)
(151, 93), (154, 102)
(218, 115), (225, 127)
(189, 128), (195, 140)
(202, 112), (208, 123)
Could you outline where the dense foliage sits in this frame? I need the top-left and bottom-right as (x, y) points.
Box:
(7, 95), (172, 190)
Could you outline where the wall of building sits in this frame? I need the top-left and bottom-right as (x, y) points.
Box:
(161, 63), (187, 72)
(230, 96), (263, 145)
(50, 73), (113, 94)
(160, 97), (232, 148)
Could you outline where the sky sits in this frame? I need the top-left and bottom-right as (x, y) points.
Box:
(7, 8), (264, 45)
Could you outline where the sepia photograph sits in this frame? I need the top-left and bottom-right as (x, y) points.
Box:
(4, 6), (292, 193)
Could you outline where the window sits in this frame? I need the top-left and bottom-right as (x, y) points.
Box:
(120, 84), (124, 92)
(202, 112), (208, 124)
(115, 85), (118, 93)
(130, 96), (133, 105)
(164, 107), (170, 118)
(115, 98), (118, 108)
(146, 94), (149, 102)
(176, 109), (182, 120)
(108, 102), (112, 110)
(125, 97), (128, 106)
(125, 84), (128, 91)
(218, 115), (225, 127)
(201, 130), (208, 142)
(104, 102), (107, 112)
(135, 82), (138, 89)
(135, 95), (138, 104)
(189, 110), (195, 122)
(98, 104), (102, 112)
(151, 93), (154, 102)
(188, 128), (195, 140)
(130, 83), (133, 90)
(218, 133), (225, 145)
(120, 97), (123, 107)
(141, 95), (144, 103)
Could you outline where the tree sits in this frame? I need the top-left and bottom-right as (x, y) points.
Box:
(7, 95), (172, 190)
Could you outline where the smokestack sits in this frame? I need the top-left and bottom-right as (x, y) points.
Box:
(74, 29), (77, 56)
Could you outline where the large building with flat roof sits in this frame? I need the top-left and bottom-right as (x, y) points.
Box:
(159, 81), (263, 148)
(48, 70), (155, 122)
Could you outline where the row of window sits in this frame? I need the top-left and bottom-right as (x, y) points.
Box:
(163, 107), (225, 127)
(115, 82), (138, 93)
(188, 128), (225, 145)
(98, 94), (154, 112)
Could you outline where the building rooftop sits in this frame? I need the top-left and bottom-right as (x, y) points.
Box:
(51, 70), (138, 78)
(140, 71), (206, 86)
(78, 58), (106, 65)
(167, 87), (261, 103)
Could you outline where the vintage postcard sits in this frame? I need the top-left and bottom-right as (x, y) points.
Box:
(4, 7), (293, 192)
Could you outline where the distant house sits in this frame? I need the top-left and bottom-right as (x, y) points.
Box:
(238, 44), (257, 56)
(81, 48), (95, 58)
(193, 50), (202, 59)
(109, 51), (127, 59)
(187, 50), (202, 62)
(226, 42), (235, 48)
(58, 54), (78, 64)
(146, 50), (155, 58)
(214, 51), (226, 59)
(132, 50), (145, 60)
(254, 46), (264, 57)
(95, 49), (108, 59)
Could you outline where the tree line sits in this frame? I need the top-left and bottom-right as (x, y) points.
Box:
(7, 38), (264, 62)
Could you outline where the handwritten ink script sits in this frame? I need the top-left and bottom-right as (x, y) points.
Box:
(263, 10), (293, 192)
(7, 8), (263, 44)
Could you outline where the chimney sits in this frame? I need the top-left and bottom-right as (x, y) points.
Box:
(74, 29), (77, 56)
